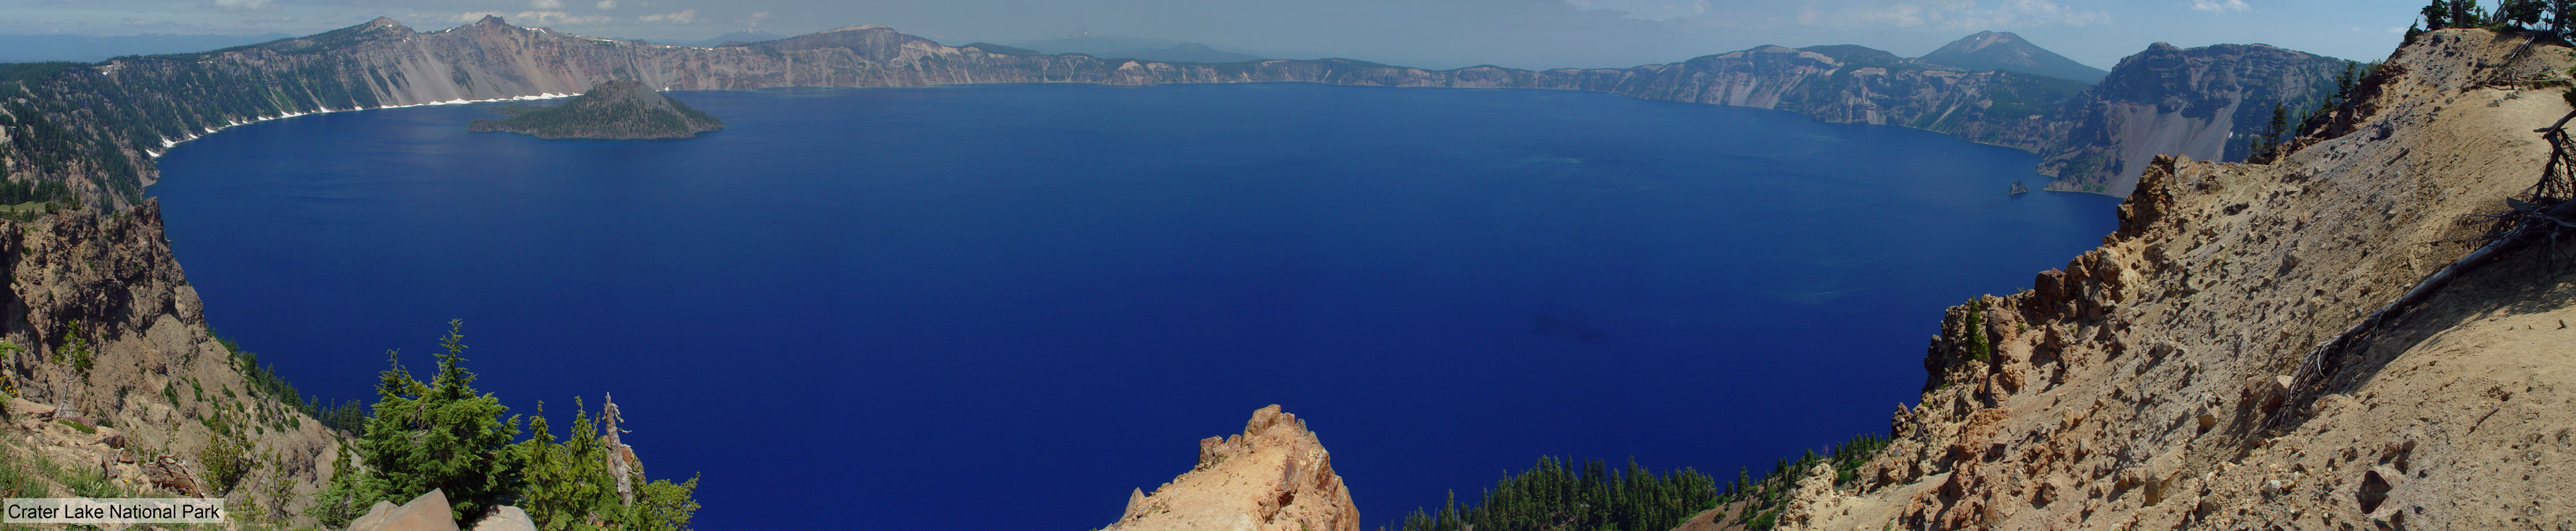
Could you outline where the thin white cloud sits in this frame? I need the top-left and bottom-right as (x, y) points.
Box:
(522, 11), (609, 25)
(530, 0), (564, 9)
(1796, 0), (2106, 30)
(596, 0), (619, 9)
(1562, 0), (1712, 21)
(212, 0), (277, 12)
(748, 11), (771, 27)
(2189, 0), (2250, 13)
(639, 9), (698, 23)
(456, 11), (608, 25)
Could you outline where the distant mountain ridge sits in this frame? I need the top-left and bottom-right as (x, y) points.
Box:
(1919, 31), (2110, 84)
(0, 16), (2337, 210)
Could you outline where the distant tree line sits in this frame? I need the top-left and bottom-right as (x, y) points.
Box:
(1384, 457), (1716, 531)
(2411, 0), (2576, 38)
(1377, 432), (1895, 531)
(206, 333), (378, 435)
(1716, 433), (1890, 530)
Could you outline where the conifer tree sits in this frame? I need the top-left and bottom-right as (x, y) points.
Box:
(513, 397), (704, 531)
(2506, 0), (2547, 27)
(514, 400), (619, 531)
(2269, 102), (2292, 141)
(357, 320), (522, 521)
(309, 321), (702, 530)
(2427, 0), (2454, 30)
(306, 442), (383, 527)
(2550, 0), (2576, 34)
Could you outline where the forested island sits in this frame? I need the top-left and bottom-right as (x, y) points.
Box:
(469, 80), (723, 140)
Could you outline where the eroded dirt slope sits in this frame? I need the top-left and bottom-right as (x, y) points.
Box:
(1745, 29), (2575, 531)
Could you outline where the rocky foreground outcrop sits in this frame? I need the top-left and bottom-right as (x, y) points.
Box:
(1739, 28), (2575, 530)
(0, 201), (344, 524)
(342, 489), (538, 531)
(1106, 405), (1359, 531)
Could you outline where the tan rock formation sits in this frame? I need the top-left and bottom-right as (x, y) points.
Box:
(1106, 405), (1360, 531)
(1738, 28), (2576, 531)
(347, 489), (461, 531)
(0, 202), (345, 524)
(467, 506), (538, 531)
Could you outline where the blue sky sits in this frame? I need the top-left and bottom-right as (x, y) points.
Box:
(1, 0), (2431, 69)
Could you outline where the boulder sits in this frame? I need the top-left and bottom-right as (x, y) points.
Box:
(346, 489), (458, 531)
(467, 506), (537, 531)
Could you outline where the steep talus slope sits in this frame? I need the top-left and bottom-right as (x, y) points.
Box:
(2040, 42), (2350, 196)
(0, 201), (343, 523)
(1747, 29), (2574, 530)
(1106, 405), (1360, 531)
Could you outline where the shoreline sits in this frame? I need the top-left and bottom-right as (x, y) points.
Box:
(145, 92), (575, 158)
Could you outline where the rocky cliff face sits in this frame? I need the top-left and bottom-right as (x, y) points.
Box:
(0, 201), (344, 524)
(1742, 29), (2575, 530)
(1107, 405), (1360, 531)
(2039, 42), (2350, 196)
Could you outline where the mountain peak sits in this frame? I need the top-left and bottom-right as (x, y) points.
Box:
(1920, 31), (2108, 84)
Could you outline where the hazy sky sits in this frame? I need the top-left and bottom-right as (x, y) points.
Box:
(1, 0), (2431, 70)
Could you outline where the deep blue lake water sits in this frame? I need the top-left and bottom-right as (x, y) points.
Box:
(151, 82), (2120, 530)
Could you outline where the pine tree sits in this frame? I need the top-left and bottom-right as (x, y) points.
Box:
(2427, 0), (2453, 30)
(2269, 102), (2291, 142)
(628, 475), (702, 531)
(2553, 0), (2574, 33)
(357, 320), (522, 522)
(513, 400), (620, 531)
(2506, 0), (2547, 26)
(512, 397), (704, 531)
(2336, 62), (2360, 101)
(305, 442), (384, 527)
